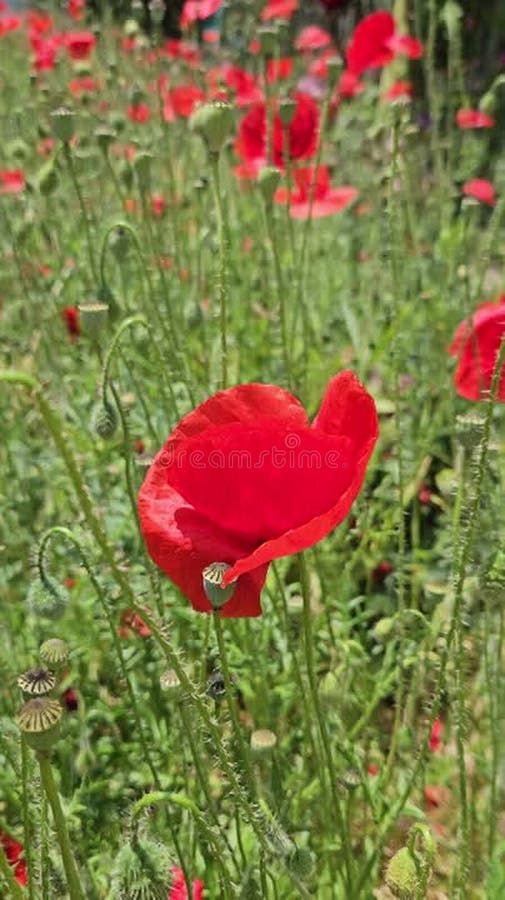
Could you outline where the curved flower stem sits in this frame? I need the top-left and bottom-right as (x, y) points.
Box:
(40, 786), (50, 900)
(0, 838), (25, 900)
(299, 553), (354, 891)
(210, 152), (229, 389)
(36, 752), (85, 900)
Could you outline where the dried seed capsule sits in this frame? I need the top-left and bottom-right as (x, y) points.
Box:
(16, 698), (63, 752)
(17, 668), (56, 697)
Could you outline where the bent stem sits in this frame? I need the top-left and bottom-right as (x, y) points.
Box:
(37, 752), (85, 900)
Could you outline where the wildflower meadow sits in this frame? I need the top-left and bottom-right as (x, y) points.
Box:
(1, 0), (505, 897)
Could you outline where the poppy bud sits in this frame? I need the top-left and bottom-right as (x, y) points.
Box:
(318, 670), (340, 705)
(15, 697), (63, 752)
(17, 668), (56, 698)
(258, 25), (278, 57)
(109, 836), (172, 899)
(50, 107), (75, 144)
(40, 638), (70, 672)
(160, 669), (183, 697)
(278, 98), (297, 126)
(190, 101), (234, 155)
(250, 729), (277, 757)
(27, 580), (68, 620)
(92, 400), (118, 439)
(258, 166), (281, 205)
(38, 158), (59, 196)
(133, 152), (153, 190)
(287, 847), (314, 879)
(385, 846), (418, 899)
(202, 562), (236, 608)
(373, 616), (396, 642)
(339, 767), (361, 790)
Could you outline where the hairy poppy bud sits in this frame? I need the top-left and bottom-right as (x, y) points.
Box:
(18, 668), (57, 697)
(258, 166), (281, 205)
(16, 698), (63, 752)
(385, 847), (418, 899)
(40, 638), (70, 671)
(287, 847), (314, 879)
(133, 152), (153, 190)
(202, 562), (236, 608)
(190, 101), (234, 155)
(50, 107), (75, 144)
(318, 670), (340, 705)
(160, 669), (182, 697)
(27, 580), (67, 620)
(109, 836), (171, 899)
(92, 400), (118, 439)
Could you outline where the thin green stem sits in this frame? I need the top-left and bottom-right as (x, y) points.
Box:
(37, 752), (85, 900)
(62, 142), (99, 283)
(210, 153), (229, 389)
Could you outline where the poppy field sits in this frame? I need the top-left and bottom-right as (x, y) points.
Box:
(1, 1), (505, 898)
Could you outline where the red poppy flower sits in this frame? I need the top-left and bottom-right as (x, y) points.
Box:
(319, 0), (352, 8)
(0, 833), (27, 887)
(462, 178), (496, 206)
(456, 109), (495, 129)
(448, 296), (505, 401)
(27, 11), (53, 34)
(429, 718), (442, 752)
(139, 372), (378, 617)
(274, 166), (358, 219)
(261, 0), (298, 20)
(118, 609), (152, 638)
(309, 49), (341, 80)
(31, 36), (60, 72)
(295, 26), (332, 51)
(150, 194), (166, 217)
(68, 0), (85, 19)
(169, 866), (204, 900)
(61, 306), (80, 340)
(235, 93), (319, 170)
(65, 31), (96, 60)
(0, 169), (25, 194)
(372, 560), (393, 585)
(223, 66), (262, 107)
(338, 69), (366, 98)
(181, 0), (222, 27)
(128, 102), (150, 123)
(346, 11), (422, 76)
(0, 14), (22, 37)
(163, 85), (205, 121)
(63, 687), (79, 711)
(69, 76), (100, 95)
(381, 80), (413, 102)
(266, 57), (293, 84)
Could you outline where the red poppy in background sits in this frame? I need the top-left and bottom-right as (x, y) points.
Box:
(456, 109), (495, 129)
(169, 866), (204, 900)
(0, 833), (27, 887)
(429, 718), (442, 752)
(69, 76), (100, 95)
(118, 609), (152, 638)
(338, 69), (366, 98)
(68, 0), (85, 19)
(462, 178), (496, 206)
(128, 102), (150, 123)
(266, 57), (293, 84)
(181, 0), (222, 27)
(295, 26), (333, 51)
(381, 80), (413, 102)
(0, 169), (25, 194)
(139, 372), (378, 617)
(274, 166), (358, 219)
(235, 93), (319, 171)
(223, 66), (263, 106)
(0, 14), (22, 37)
(63, 687), (79, 711)
(65, 31), (96, 60)
(346, 11), (422, 76)
(449, 296), (505, 401)
(61, 306), (80, 341)
(163, 84), (205, 120)
(261, 0), (298, 20)
(27, 11), (53, 34)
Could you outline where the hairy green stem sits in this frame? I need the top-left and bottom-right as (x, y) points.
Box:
(37, 753), (85, 900)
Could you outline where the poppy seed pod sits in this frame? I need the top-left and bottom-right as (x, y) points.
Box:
(78, 303), (109, 338)
(40, 638), (70, 671)
(159, 669), (182, 697)
(258, 166), (282, 205)
(17, 668), (57, 698)
(190, 101), (234, 155)
(385, 846), (419, 899)
(250, 729), (277, 757)
(133, 152), (153, 190)
(258, 25), (278, 57)
(50, 107), (75, 144)
(202, 562), (236, 609)
(95, 126), (116, 153)
(16, 698), (63, 752)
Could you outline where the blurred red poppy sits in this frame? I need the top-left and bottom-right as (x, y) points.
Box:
(169, 866), (204, 900)
(0, 833), (27, 886)
(235, 92), (319, 171)
(295, 26), (332, 51)
(449, 296), (505, 401)
(266, 57), (293, 84)
(139, 372), (378, 617)
(0, 169), (25, 194)
(381, 80), (413, 102)
(181, 0), (222, 26)
(456, 109), (495, 129)
(61, 306), (80, 341)
(68, 0), (86, 20)
(261, 0), (298, 20)
(128, 102), (150, 123)
(65, 31), (96, 60)
(118, 610), (151, 638)
(462, 178), (496, 206)
(274, 166), (358, 218)
(163, 85), (205, 121)
(346, 11), (422, 76)
(429, 718), (442, 752)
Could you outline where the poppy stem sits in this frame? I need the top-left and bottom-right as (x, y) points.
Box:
(20, 738), (35, 900)
(62, 142), (99, 285)
(299, 553), (354, 892)
(37, 752), (86, 900)
(210, 153), (229, 389)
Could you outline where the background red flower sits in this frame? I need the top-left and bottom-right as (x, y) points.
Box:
(449, 296), (505, 400)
